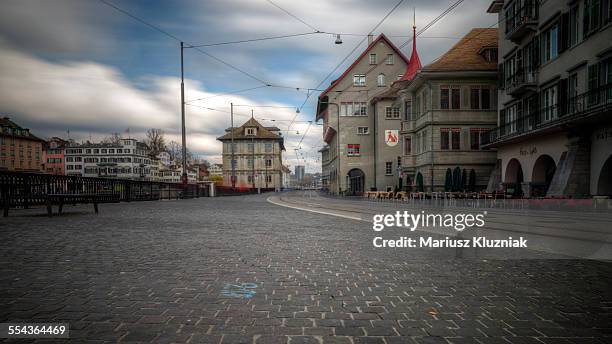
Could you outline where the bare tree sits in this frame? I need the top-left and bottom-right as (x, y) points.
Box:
(101, 132), (122, 145)
(145, 129), (166, 157)
(166, 140), (182, 163)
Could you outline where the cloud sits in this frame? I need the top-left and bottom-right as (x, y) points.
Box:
(0, 43), (323, 170)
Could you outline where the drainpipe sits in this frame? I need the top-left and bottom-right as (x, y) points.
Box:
(429, 81), (434, 192)
(373, 103), (377, 191)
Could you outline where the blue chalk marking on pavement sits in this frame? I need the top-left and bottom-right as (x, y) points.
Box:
(221, 283), (257, 299)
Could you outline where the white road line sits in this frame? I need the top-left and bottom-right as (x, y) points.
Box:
(267, 196), (366, 222)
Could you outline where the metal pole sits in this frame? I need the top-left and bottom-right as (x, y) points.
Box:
(337, 102), (340, 195)
(251, 110), (255, 189)
(231, 102), (235, 189)
(180, 41), (188, 185)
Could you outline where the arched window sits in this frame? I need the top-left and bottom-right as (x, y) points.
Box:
(377, 73), (386, 86)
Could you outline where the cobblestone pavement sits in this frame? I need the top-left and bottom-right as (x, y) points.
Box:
(1, 192), (611, 344)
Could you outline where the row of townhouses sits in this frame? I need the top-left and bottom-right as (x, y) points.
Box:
(317, 0), (612, 198)
(0, 121), (202, 183)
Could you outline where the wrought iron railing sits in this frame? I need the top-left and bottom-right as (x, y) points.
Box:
(505, 68), (537, 92)
(0, 171), (208, 211)
(482, 84), (612, 145)
(505, 1), (538, 35)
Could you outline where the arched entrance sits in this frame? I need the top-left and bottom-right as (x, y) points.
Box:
(505, 158), (524, 197)
(415, 172), (424, 192)
(532, 154), (556, 196)
(597, 154), (612, 196)
(347, 168), (365, 195)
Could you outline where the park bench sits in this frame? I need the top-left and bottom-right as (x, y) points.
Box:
(45, 193), (119, 217)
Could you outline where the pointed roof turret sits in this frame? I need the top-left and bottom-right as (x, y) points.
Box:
(399, 9), (422, 82)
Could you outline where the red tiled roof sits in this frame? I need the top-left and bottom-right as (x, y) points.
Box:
(422, 28), (498, 72)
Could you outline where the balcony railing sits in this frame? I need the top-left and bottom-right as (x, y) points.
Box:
(505, 1), (538, 41)
(482, 84), (612, 145)
(505, 68), (537, 95)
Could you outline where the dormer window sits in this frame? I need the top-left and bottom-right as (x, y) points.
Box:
(480, 47), (498, 62)
(245, 127), (257, 136)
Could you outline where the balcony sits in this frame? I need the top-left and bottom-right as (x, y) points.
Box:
(482, 84), (612, 147)
(506, 69), (537, 96)
(505, 1), (538, 43)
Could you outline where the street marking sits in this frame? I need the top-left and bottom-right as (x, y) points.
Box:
(267, 196), (366, 222)
(221, 283), (257, 299)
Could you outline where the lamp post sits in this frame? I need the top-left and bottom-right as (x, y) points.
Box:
(180, 42), (188, 185)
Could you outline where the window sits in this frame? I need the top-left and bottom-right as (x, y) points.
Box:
(470, 87), (491, 109)
(385, 162), (393, 175)
(385, 107), (400, 119)
(248, 175), (253, 183)
(109, 149), (114, 154)
(505, 104), (519, 134)
(266, 175), (272, 183)
(404, 101), (412, 120)
(357, 127), (369, 135)
(265, 143), (273, 153)
(440, 86), (461, 109)
(386, 54), (394, 65)
(404, 136), (411, 155)
(542, 85), (558, 121)
(470, 129), (485, 150)
(340, 102), (367, 116)
(606, 58), (612, 102)
(481, 48), (498, 62)
(247, 159), (254, 168)
(541, 24), (558, 63)
(570, 4), (581, 47)
(569, 72), (579, 113)
(245, 127), (256, 136)
(451, 129), (461, 150)
(265, 159), (272, 167)
(247, 143), (255, 153)
(452, 88), (461, 109)
(347, 144), (360, 157)
(369, 53), (377, 65)
(584, 0), (601, 36)
(440, 129), (450, 150)
(377, 73), (386, 86)
(353, 74), (366, 86)
(588, 64), (600, 106)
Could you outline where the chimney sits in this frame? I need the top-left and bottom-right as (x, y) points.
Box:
(367, 34), (373, 45)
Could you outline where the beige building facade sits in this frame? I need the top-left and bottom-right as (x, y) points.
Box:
(218, 118), (284, 190)
(316, 34), (410, 195)
(397, 28), (500, 192)
(485, 0), (612, 197)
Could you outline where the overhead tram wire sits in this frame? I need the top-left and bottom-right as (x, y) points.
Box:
(398, 0), (465, 50)
(265, 0), (320, 32)
(98, 0), (271, 86)
(190, 32), (321, 47)
(288, 0), (406, 134)
(185, 85), (268, 104)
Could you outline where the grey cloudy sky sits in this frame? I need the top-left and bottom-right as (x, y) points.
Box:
(0, 0), (497, 171)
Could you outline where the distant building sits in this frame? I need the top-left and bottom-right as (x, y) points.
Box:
(43, 137), (70, 175)
(64, 138), (155, 180)
(281, 165), (291, 189)
(217, 117), (285, 189)
(0, 117), (44, 172)
(485, 0), (612, 197)
(295, 165), (305, 182)
(208, 163), (223, 177)
(157, 165), (197, 183)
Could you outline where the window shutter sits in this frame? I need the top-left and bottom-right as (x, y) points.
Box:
(559, 12), (570, 53)
(498, 64), (505, 89)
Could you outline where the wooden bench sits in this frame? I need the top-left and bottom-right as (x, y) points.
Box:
(46, 193), (103, 217)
